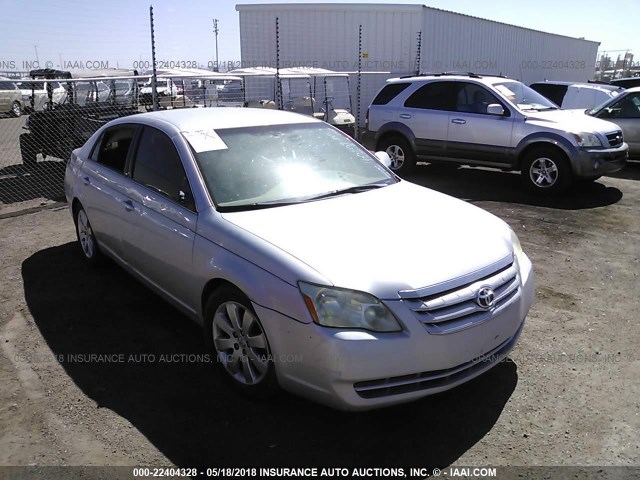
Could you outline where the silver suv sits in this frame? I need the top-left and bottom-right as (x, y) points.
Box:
(366, 73), (628, 193)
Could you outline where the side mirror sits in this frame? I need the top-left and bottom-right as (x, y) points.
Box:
(487, 103), (505, 116)
(374, 151), (392, 168)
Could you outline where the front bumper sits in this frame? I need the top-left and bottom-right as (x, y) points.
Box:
(573, 143), (628, 178)
(255, 255), (535, 411)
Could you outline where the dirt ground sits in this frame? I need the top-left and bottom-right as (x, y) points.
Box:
(0, 163), (639, 471)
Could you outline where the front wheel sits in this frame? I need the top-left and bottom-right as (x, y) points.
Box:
(11, 101), (22, 117)
(378, 136), (416, 176)
(20, 134), (39, 168)
(521, 147), (572, 194)
(204, 287), (277, 397)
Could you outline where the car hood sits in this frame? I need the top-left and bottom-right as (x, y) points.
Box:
(524, 109), (621, 133)
(220, 182), (513, 299)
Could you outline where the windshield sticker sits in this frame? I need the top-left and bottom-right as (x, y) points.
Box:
(182, 129), (228, 153)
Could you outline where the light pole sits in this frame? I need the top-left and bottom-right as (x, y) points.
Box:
(34, 45), (39, 66)
(213, 19), (219, 72)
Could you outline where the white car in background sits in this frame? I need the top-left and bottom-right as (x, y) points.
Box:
(529, 81), (624, 110)
(65, 108), (535, 410)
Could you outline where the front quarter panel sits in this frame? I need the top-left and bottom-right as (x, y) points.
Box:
(192, 207), (331, 324)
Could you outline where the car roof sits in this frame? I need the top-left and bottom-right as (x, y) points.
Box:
(112, 107), (320, 132)
(386, 74), (513, 86)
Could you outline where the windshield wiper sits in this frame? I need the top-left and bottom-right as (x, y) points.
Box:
(218, 199), (304, 212)
(217, 183), (392, 212)
(304, 183), (390, 201)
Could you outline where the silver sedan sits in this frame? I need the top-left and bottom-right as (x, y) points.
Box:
(65, 108), (535, 410)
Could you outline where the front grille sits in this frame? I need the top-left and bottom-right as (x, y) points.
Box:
(402, 259), (520, 335)
(606, 131), (623, 148)
(353, 322), (523, 399)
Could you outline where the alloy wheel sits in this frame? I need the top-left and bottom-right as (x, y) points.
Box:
(76, 210), (95, 259)
(385, 144), (405, 170)
(529, 157), (559, 188)
(212, 301), (270, 385)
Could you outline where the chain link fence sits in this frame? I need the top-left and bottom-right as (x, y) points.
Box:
(0, 5), (408, 213)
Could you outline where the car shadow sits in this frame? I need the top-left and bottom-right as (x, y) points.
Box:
(405, 164), (623, 210)
(607, 160), (640, 181)
(22, 242), (518, 468)
(0, 160), (66, 204)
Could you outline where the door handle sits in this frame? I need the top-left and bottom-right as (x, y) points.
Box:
(82, 176), (90, 185)
(451, 118), (466, 124)
(399, 113), (412, 119)
(123, 199), (134, 211)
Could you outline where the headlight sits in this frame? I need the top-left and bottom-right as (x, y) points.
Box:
(572, 132), (602, 147)
(510, 230), (526, 274)
(299, 282), (401, 332)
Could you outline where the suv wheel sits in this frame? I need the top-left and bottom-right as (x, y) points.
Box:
(379, 136), (416, 176)
(11, 101), (22, 117)
(521, 147), (572, 194)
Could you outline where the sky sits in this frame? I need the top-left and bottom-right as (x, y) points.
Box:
(0, 0), (637, 72)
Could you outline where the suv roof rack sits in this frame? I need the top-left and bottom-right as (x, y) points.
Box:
(399, 71), (508, 79)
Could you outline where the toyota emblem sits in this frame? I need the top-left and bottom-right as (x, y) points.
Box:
(476, 286), (495, 309)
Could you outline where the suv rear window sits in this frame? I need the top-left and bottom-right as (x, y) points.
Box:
(372, 83), (411, 105)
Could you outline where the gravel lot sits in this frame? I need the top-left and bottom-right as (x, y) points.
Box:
(0, 161), (639, 471)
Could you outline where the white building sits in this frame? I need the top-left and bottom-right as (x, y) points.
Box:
(236, 3), (600, 124)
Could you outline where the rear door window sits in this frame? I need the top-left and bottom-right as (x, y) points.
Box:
(93, 125), (137, 173)
(404, 81), (458, 111)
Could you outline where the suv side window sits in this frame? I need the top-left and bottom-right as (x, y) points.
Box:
(372, 83), (411, 105)
(455, 83), (503, 114)
(131, 126), (195, 211)
(94, 126), (137, 173)
(404, 81), (458, 111)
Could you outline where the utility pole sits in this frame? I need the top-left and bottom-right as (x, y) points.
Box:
(213, 19), (220, 72)
(34, 45), (39, 65)
(149, 5), (158, 111)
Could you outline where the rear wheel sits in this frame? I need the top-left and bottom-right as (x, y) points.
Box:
(74, 205), (104, 266)
(378, 135), (416, 176)
(204, 286), (278, 397)
(521, 147), (572, 194)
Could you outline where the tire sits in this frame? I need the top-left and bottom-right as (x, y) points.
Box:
(11, 101), (22, 117)
(73, 205), (104, 266)
(521, 147), (572, 194)
(378, 135), (416, 176)
(20, 134), (38, 169)
(204, 286), (278, 397)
